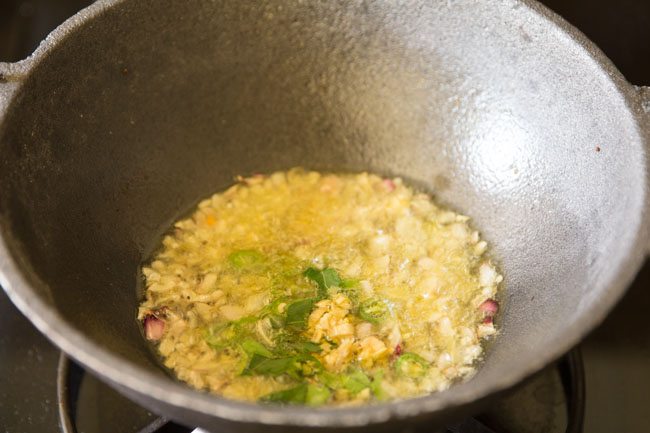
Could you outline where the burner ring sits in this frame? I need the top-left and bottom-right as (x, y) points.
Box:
(56, 349), (585, 433)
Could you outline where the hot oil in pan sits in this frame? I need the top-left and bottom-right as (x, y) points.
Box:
(138, 171), (502, 403)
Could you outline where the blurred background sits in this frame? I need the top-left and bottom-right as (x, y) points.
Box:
(1, 1), (649, 432)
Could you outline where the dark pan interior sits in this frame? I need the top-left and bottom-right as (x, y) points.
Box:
(0, 0), (646, 430)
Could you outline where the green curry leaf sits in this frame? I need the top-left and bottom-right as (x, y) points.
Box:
(242, 354), (296, 376)
(262, 383), (331, 406)
(285, 298), (316, 328)
(304, 267), (341, 298)
(293, 353), (323, 377)
(262, 383), (308, 404)
(319, 369), (372, 395)
(319, 371), (343, 389)
(342, 369), (372, 394)
(240, 339), (273, 358)
(297, 341), (323, 353)
(370, 370), (388, 401)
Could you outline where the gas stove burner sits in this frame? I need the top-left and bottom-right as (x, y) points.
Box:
(56, 355), (181, 433)
(56, 351), (584, 433)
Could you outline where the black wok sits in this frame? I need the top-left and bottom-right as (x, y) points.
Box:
(1, 0), (649, 431)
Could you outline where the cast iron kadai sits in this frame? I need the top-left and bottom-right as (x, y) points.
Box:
(1, 0), (649, 431)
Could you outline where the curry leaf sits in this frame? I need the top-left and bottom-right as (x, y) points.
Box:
(242, 354), (296, 376)
(342, 369), (372, 394)
(240, 339), (273, 358)
(285, 298), (316, 328)
(293, 353), (323, 377)
(262, 383), (331, 406)
(319, 371), (343, 389)
(370, 370), (388, 401)
(262, 383), (308, 404)
(319, 369), (372, 395)
(297, 341), (323, 353)
(304, 267), (341, 297)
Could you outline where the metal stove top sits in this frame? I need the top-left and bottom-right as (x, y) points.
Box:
(1, 1), (649, 432)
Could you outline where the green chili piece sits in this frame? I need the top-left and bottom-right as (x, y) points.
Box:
(306, 384), (331, 406)
(395, 352), (429, 378)
(358, 298), (389, 324)
(228, 249), (264, 268)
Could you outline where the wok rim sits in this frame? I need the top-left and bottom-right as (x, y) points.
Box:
(0, 0), (648, 427)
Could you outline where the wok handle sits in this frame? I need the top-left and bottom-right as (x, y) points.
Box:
(0, 63), (22, 124)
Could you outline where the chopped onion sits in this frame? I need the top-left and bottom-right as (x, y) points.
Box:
(478, 299), (499, 317)
(144, 315), (165, 340)
(383, 178), (396, 192)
